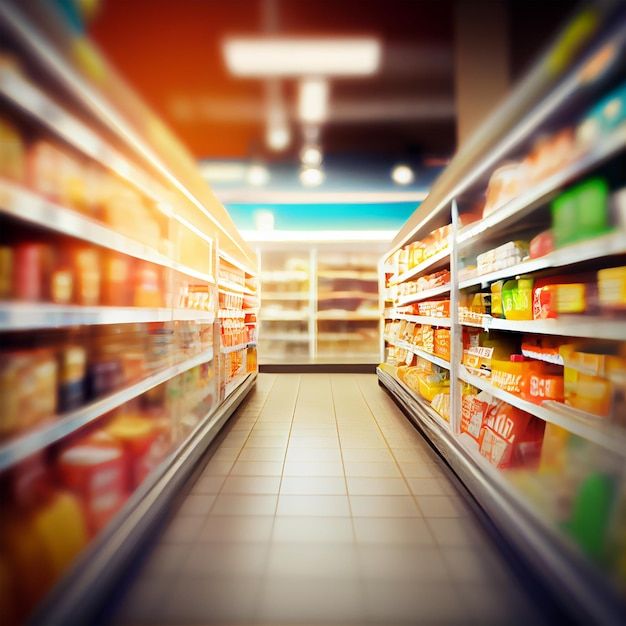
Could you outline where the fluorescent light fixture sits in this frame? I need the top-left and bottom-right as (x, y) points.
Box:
(242, 230), (396, 242)
(301, 145), (322, 167)
(223, 37), (381, 77)
(299, 166), (325, 187)
(199, 162), (247, 182)
(254, 209), (275, 232)
(266, 123), (290, 150)
(247, 164), (270, 186)
(298, 79), (329, 123)
(391, 164), (414, 185)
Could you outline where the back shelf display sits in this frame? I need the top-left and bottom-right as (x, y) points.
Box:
(379, 15), (626, 622)
(0, 3), (258, 625)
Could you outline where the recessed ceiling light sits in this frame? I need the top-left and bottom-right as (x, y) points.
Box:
(300, 166), (325, 187)
(391, 164), (414, 185)
(247, 164), (270, 186)
(223, 37), (381, 77)
(301, 145), (323, 167)
(266, 123), (290, 151)
(298, 79), (329, 124)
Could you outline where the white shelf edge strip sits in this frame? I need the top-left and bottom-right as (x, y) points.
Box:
(384, 338), (451, 370)
(385, 312), (452, 327)
(394, 284), (451, 306)
(459, 231), (626, 289)
(458, 365), (626, 457)
(0, 303), (215, 330)
(221, 341), (257, 354)
(0, 347), (215, 471)
(460, 315), (626, 341)
(0, 181), (216, 285)
(388, 247), (451, 286)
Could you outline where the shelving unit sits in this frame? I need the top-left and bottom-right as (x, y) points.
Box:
(0, 3), (258, 625)
(378, 6), (626, 624)
(255, 239), (386, 364)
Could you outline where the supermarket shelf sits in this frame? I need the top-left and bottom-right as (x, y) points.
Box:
(318, 270), (378, 280)
(458, 365), (626, 458)
(317, 311), (379, 321)
(0, 65), (166, 211)
(243, 308), (259, 314)
(384, 338), (451, 370)
(260, 311), (310, 321)
(218, 309), (245, 319)
(220, 341), (256, 354)
(318, 332), (378, 342)
(0, 303), (216, 330)
(0, 1), (255, 272)
(260, 333), (310, 342)
(318, 291), (379, 300)
(388, 247), (450, 286)
(31, 371), (256, 626)
(261, 293), (310, 301)
(461, 315), (626, 341)
(377, 366), (450, 432)
(457, 124), (626, 246)
(385, 312), (451, 327)
(379, 366), (626, 626)
(0, 347), (215, 472)
(224, 370), (252, 399)
(394, 284), (451, 306)
(459, 231), (626, 289)
(0, 180), (216, 285)
(261, 270), (309, 282)
(218, 279), (252, 295)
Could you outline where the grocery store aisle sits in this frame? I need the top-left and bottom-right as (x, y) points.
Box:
(107, 374), (548, 626)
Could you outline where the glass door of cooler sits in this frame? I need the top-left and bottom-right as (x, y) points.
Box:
(257, 249), (313, 364)
(316, 249), (381, 364)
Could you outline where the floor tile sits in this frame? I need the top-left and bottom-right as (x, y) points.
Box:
(285, 447), (342, 462)
(177, 494), (216, 516)
(280, 476), (346, 495)
(349, 495), (421, 517)
(341, 447), (394, 462)
(221, 475), (281, 494)
(211, 494), (278, 516)
(277, 494), (351, 516)
(161, 515), (206, 543)
(180, 542), (269, 577)
(191, 474), (226, 494)
(344, 460), (401, 477)
(199, 515), (275, 542)
(272, 516), (354, 543)
(230, 460), (284, 476)
(346, 476), (410, 495)
(282, 460), (344, 476)
(266, 543), (359, 578)
(416, 495), (464, 517)
(237, 446), (285, 462)
(406, 477), (447, 495)
(427, 517), (482, 547)
(357, 545), (449, 581)
(352, 517), (434, 545)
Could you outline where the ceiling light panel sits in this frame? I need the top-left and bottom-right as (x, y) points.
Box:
(223, 37), (381, 77)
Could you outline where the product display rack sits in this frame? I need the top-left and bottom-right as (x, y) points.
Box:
(0, 2), (258, 625)
(379, 5), (626, 624)
(255, 239), (386, 364)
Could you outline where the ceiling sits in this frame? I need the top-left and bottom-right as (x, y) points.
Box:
(88, 0), (572, 165)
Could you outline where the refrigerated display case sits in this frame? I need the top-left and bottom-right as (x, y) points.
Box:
(255, 239), (386, 364)
(0, 2), (257, 624)
(379, 4), (626, 624)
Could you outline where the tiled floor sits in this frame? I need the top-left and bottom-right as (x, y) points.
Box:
(108, 374), (547, 626)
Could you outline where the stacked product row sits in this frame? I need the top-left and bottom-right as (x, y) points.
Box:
(380, 13), (626, 623)
(0, 3), (258, 625)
